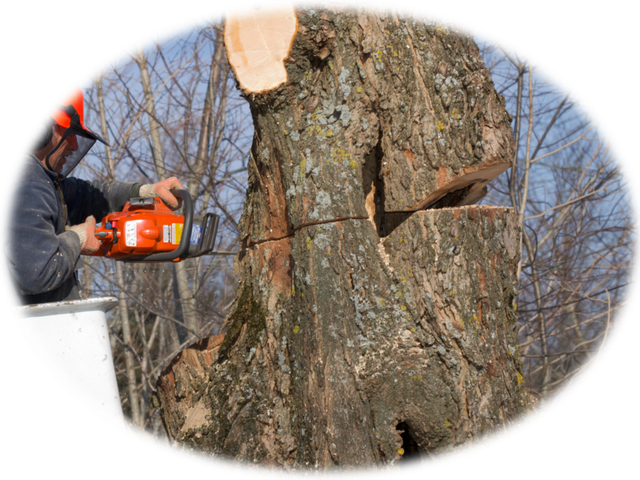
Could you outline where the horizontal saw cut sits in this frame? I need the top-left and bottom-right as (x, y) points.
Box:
(224, 8), (298, 93)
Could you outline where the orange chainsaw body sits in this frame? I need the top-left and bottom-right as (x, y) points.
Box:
(92, 197), (185, 260)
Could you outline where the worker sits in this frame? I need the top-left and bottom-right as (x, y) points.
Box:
(8, 88), (184, 305)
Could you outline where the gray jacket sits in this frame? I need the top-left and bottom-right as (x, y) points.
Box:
(9, 154), (140, 305)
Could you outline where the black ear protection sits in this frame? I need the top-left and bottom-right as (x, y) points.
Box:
(29, 115), (53, 152)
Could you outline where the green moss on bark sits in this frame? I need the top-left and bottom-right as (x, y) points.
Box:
(218, 284), (267, 359)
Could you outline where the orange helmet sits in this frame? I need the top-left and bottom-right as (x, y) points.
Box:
(49, 83), (85, 128)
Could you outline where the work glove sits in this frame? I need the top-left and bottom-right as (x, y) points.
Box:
(67, 216), (101, 254)
(139, 177), (185, 210)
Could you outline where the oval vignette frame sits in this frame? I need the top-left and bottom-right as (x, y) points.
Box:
(9, 1), (631, 476)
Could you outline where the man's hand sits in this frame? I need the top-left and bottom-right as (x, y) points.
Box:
(67, 216), (101, 254)
(139, 177), (185, 210)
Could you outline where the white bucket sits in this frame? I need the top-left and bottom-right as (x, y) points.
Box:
(17, 297), (124, 422)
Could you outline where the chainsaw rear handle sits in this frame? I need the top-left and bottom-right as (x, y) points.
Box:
(121, 189), (193, 263)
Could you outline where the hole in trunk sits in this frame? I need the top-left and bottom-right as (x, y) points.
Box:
(396, 422), (420, 462)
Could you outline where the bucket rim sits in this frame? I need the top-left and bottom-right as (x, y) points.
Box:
(11, 297), (118, 317)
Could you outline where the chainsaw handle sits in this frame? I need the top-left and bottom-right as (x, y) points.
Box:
(121, 189), (193, 263)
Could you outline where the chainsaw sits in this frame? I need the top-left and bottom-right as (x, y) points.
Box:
(90, 189), (219, 262)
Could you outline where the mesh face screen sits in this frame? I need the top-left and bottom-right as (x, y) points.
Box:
(59, 135), (96, 178)
(46, 125), (96, 178)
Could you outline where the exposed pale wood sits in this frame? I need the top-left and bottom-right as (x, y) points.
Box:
(225, 8), (298, 93)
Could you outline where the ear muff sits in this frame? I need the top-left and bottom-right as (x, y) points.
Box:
(29, 115), (53, 151)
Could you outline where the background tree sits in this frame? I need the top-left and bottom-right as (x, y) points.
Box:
(77, 21), (252, 432)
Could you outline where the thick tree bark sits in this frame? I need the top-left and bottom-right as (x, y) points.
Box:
(156, 335), (225, 438)
(157, 7), (526, 468)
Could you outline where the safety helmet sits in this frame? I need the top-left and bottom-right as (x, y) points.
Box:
(44, 88), (109, 178)
(49, 83), (93, 133)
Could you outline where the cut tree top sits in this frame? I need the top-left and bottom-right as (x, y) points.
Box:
(224, 8), (298, 93)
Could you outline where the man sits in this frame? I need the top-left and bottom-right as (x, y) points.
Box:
(9, 88), (183, 305)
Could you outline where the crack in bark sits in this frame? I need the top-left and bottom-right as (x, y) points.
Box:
(243, 216), (370, 249)
(401, 19), (435, 116)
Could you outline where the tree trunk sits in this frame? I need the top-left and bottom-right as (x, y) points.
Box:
(157, 7), (527, 468)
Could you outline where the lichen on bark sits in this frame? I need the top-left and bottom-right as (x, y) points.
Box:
(157, 6), (527, 468)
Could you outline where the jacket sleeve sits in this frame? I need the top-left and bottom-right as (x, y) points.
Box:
(61, 178), (138, 225)
(8, 181), (82, 295)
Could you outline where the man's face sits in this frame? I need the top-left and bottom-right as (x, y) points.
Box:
(43, 124), (79, 174)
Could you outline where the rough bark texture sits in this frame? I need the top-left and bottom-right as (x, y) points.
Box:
(157, 8), (526, 468)
(156, 334), (225, 439)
